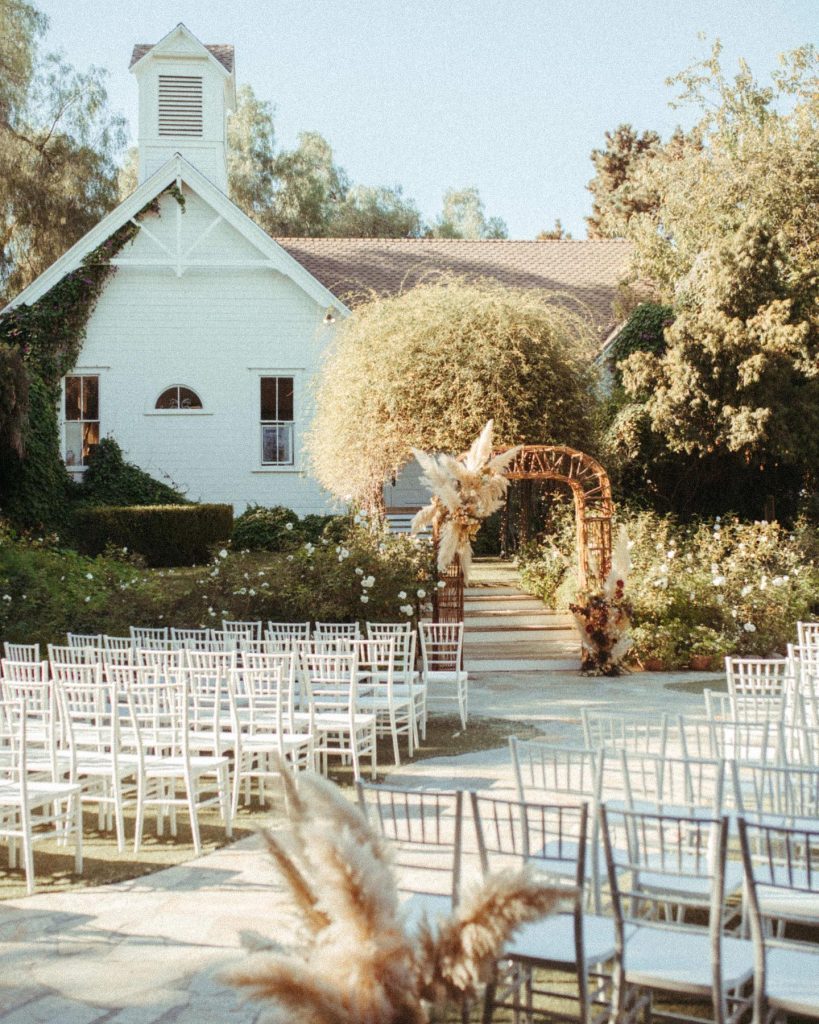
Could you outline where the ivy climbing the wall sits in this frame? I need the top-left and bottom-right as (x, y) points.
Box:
(0, 188), (186, 531)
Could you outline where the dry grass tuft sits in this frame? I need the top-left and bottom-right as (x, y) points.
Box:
(225, 771), (567, 1023)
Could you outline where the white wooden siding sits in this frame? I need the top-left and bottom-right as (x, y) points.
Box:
(72, 188), (340, 515)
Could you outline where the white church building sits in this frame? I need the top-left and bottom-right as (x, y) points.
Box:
(3, 25), (630, 516)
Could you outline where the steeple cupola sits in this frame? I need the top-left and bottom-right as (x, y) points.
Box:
(130, 24), (236, 191)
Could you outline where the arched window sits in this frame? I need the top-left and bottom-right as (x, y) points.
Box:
(155, 385), (203, 410)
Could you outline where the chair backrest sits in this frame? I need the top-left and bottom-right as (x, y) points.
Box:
(66, 632), (103, 649)
(134, 647), (183, 675)
(418, 621), (464, 673)
(103, 635), (134, 654)
(582, 709), (668, 755)
(313, 621), (361, 641)
(240, 650), (299, 721)
(0, 698), (28, 788)
(170, 627), (213, 650)
(796, 621), (819, 650)
(601, 806), (731, 965)
(738, 818), (819, 936)
(265, 621), (311, 642)
(222, 619), (262, 641)
(129, 626), (171, 650)
(299, 647), (358, 713)
(705, 688), (789, 725)
(725, 656), (791, 698)
(472, 791), (587, 877)
(228, 664), (289, 742)
(124, 675), (187, 759)
(183, 647), (237, 676)
(352, 637), (396, 691)
(709, 718), (775, 763)
(49, 643), (98, 666)
(55, 673), (121, 763)
(3, 641), (41, 662)
(730, 761), (819, 822)
(357, 782), (463, 903)
(509, 737), (598, 804)
(1, 658), (50, 685)
(366, 621), (412, 638)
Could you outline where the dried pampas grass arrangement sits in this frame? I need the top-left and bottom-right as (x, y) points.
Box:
(225, 772), (567, 1024)
(411, 420), (520, 582)
(570, 524), (633, 676)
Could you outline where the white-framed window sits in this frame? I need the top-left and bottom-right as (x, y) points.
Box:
(64, 375), (99, 469)
(155, 385), (203, 410)
(260, 376), (294, 466)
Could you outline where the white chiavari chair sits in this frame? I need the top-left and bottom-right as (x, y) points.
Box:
(52, 664), (133, 852)
(66, 632), (103, 650)
(418, 621), (468, 732)
(300, 645), (375, 780)
(226, 665), (313, 813)
(582, 710), (668, 756)
(182, 649), (236, 758)
(601, 806), (754, 1024)
(796, 621), (819, 650)
(49, 643), (98, 667)
(738, 818), (819, 1022)
(1, 660), (63, 781)
(472, 793), (616, 1024)
(353, 637), (414, 765)
(102, 635), (133, 655)
(123, 674), (231, 856)
(0, 699), (83, 895)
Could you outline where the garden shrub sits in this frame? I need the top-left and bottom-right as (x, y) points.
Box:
(231, 505), (305, 551)
(79, 438), (188, 507)
(75, 504), (233, 567)
(0, 526), (434, 647)
(607, 303), (673, 383)
(518, 510), (818, 665)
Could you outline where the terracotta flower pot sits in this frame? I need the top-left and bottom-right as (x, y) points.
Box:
(689, 654), (714, 671)
(641, 657), (665, 672)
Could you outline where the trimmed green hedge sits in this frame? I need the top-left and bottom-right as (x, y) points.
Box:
(75, 504), (233, 566)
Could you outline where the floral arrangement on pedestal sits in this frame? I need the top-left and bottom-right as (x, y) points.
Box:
(569, 526), (633, 676)
(410, 420), (520, 582)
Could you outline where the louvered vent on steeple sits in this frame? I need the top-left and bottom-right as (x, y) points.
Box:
(158, 75), (203, 136)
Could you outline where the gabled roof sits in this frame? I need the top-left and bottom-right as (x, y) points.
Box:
(275, 237), (631, 337)
(128, 25), (234, 76)
(1, 154), (347, 317)
(130, 42), (235, 72)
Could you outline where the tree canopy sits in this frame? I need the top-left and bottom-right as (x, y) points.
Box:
(307, 278), (597, 506)
(603, 43), (819, 519)
(0, 0), (126, 304)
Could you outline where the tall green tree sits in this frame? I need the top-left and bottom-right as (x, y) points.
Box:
(0, 0), (126, 303)
(585, 124), (663, 239)
(431, 186), (508, 239)
(607, 43), (819, 520)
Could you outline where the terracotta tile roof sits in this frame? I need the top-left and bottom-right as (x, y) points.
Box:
(130, 43), (235, 72)
(275, 237), (631, 336)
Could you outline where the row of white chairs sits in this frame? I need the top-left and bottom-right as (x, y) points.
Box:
(3, 619), (470, 730)
(358, 780), (819, 1024)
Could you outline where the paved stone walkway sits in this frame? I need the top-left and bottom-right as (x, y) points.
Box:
(0, 669), (718, 1021)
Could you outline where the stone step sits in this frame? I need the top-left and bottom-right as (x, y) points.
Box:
(465, 597), (546, 610)
(464, 629), (577, 645)
(464, 587), (534, 598)
(465, 657), (580, 673)
(465, 615), (566, 629)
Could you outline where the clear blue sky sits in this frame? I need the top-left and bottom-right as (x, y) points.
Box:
(35, 0), (816, 238)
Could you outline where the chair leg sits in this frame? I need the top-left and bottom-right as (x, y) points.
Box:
(185, 776), (202, 856)
(21, 812), (35, 896)
(73, 792), (83, 876)
(113, 776), (125, 853)
(133, 775), (145, 854)
(220, 765), (232, 838)
(390, 710), (401, 766)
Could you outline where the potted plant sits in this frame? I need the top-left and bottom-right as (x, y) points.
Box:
(630, 622), (681, 672)
(687, 625), (731, 671)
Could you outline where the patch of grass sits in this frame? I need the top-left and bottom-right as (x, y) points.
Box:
(0, 714), (536, 900)
(663, 676), (726, 695)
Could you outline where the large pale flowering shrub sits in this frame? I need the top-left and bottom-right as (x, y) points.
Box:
(518, 509), (818, 667)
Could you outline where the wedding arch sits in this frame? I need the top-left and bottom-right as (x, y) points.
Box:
(434, 444), (614, 622)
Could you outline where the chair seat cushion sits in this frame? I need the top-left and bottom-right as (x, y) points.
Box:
(765, 945), (819, 1015)
(507, 912), (630, 967)
(624, 925), (754, 994)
